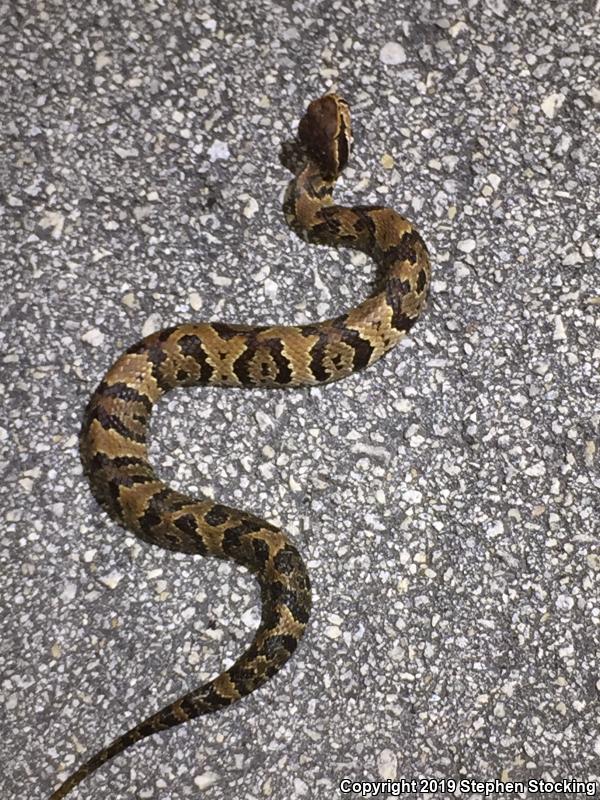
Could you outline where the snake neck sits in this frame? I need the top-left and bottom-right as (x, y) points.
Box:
(283, 160), (336, 239)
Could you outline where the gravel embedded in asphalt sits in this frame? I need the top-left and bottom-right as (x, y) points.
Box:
(1, 1), (599, 798)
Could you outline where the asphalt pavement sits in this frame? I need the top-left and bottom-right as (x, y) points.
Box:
(1, 1), (599, 798)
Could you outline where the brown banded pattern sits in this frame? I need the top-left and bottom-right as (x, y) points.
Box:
(49, 92), (431, 798)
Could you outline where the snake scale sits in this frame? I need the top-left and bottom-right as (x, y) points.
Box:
(50, 93), (431, 798)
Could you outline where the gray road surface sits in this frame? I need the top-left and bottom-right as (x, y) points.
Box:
(1, 1), (599, 798)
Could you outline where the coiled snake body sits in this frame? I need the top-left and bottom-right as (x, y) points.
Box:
(50, 93), (431, 798)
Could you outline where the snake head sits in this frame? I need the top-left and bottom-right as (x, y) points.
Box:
(297, 93), (352, 180)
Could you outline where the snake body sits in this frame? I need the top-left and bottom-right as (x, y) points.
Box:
(50, 93), (431, 798)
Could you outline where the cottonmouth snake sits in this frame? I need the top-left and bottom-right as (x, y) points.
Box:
(50, 93), (431, 798)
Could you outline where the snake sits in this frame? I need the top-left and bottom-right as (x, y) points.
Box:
(49, 92), (431, 798)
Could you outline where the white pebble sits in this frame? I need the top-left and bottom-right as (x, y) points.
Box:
(585, 440), (596, 467)
(243, 196), (259, 218)
(581, 241), (593, 258)
(325, 625), (341, 639)
(534, 63), (552, 79)
(60, 582), (78, 602)
(258, 462), (276, 480)
(114, 146), (139, 159)
(81, 328), (105, 347)
(458, 238), (476, 253)
(553, 315), (567, 341)
(351, 443), (391, 461)
(525, 461), (546, 477)
(449, 21), (470, 37)
(194, 771), (219, 790)
(39, 210), (65, 239)
(100, 570), (124, 589)
(554, 133), (572, 156)
(95, 52), (111, 70)
(562, 251), (583, 266)
(487, 520), (504, 537)
(188, 291), (203, 311)
(556, 594), (574, 611)
(209, 273), (232, 287)
(380, 42), (406, 65)
(404, 489), (422, 504)
(377, 748), (397, 780)
(92, 248), (111, 263)
(142, 313), (162, 337)
(241, 607), (261, 628)
(264, 278), (278, 297)
(19, 477), (33, 493)
(486, 0), (507, 17)
(541, 92), (565, 119)
(293, 778), (309, 796)
(208, 139), (230, 160)
(255, 410), (274, 430)
(133, 205), (152, 221)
